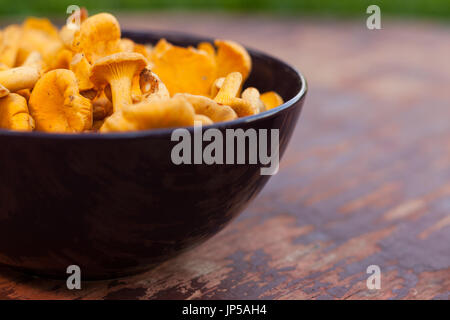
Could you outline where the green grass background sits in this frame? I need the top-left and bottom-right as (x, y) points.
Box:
(0, 0), (449, 19)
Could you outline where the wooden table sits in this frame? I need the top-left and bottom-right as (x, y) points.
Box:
(0, 13), (449, 300)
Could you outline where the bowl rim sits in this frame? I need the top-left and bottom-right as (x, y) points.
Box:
(0, 29), (307, 140)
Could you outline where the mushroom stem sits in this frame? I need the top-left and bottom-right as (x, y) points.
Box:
(0, 66), (40, 92)
(90, 52), (147, 112)
(109, 77), (132, 112)
(214, 72), (242, 104)
(0, 93), (34, 131)
(242, 87), (264, 113)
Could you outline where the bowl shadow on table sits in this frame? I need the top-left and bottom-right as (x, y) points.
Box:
(0, 251), (191, 299)
(0, 240), (237, 299)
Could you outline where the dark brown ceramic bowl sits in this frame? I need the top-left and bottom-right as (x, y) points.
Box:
(0, 30), (307, 279)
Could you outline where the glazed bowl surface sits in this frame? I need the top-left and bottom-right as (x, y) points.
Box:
(0, 30), (307, 279)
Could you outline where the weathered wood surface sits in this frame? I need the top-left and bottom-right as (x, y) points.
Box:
(0, 13), (449, 300)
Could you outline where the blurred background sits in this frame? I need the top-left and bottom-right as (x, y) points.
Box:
(0, 0), (449, 20)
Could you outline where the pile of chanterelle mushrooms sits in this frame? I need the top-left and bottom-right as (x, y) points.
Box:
(0, 11), (284, 133)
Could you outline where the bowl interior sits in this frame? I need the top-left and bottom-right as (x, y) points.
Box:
(0, 30), (305, 138)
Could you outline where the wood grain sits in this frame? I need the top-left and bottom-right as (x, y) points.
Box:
(0, 13), (449, 300)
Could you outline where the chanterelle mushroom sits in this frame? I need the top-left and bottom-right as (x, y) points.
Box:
(70, 53), (94, 92)
(214, 72), (242, 103)
(134, 43), (153, 63)
(215, 39), (252, 82)
(90, 52), (147, 112)
(213, 72), (259, 117)
(17, 17), (63, 68)
(0, 66), (40, 92)
(0, 25), (22, 67)
(92, 91), (113, 121)
(194, 114), (213, 126)
(119, 38), (135, 53)
(150, 39), (216, 96)
(210, 77), (225, 98)
(47, 48), (73, 71)
(260, 91), (284, 110)
(139, 67), (170, 100)
(0, 93), (35, 131)
(29, 69), (92, 133)
(100, 95), (195, 133)
(175, 93), (237, 123)
(72, 13), (122, 63)
(242, 87), (266, 113)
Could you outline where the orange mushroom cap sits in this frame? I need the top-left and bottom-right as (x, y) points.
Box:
(73, 13), (122, 63)
(150, 39), (216, 96)
(29, 69), (92, 133)
(214, 39), (252, 82)
(260, 91), (284, 110)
